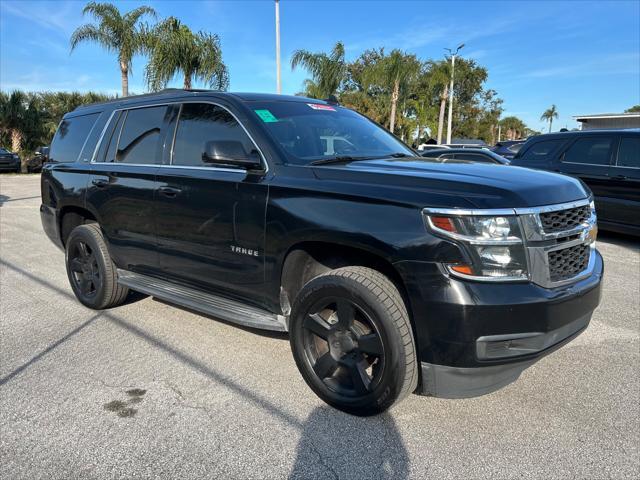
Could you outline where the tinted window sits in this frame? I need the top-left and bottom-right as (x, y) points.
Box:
(519, 139), (564, 161)
(115, 106), (167, 164)
(172, 103), (257, 167)
(49, 113), (100, 163)
(508, 143), (523, 153)
(617, 137), (640, 168)
(563, 137), (612, 165)
(103, 111), (126, 163)
(0, 148), (8, 154)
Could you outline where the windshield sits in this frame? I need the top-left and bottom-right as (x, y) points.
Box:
(0, 148), (9, 154)
(247, 101), (414, 165)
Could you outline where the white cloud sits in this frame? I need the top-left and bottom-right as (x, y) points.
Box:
(1, 1), (79, 36)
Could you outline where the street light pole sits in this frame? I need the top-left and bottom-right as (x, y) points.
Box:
(275, 0), (281, 94)
(445, 43), (464, 144)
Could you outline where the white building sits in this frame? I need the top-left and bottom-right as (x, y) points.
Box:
(573, 112), (640, 130)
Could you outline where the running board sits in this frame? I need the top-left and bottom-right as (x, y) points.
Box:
(117, 270), (288, 332)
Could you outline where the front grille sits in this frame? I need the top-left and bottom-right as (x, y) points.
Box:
(539, 205), (590, 234)
(548, 244), (590, 282)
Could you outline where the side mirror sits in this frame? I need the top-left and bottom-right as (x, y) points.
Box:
(202, 140), (262, 170)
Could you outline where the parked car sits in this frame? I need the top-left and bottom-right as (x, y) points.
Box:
(420, 147), (510, 164)
(41, 91), (602, 416)
(491, 140), (526, 159)
(0, 148), (21, 173)
(26, 146), (50, 173)
(511, 129), (640, 235)
(442, 138), (488, 148)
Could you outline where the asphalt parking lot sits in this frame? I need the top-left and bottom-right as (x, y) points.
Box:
(1, 174), (638, 479)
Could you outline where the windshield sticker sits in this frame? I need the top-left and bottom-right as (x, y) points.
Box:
(254, 109), (279, 122)
(307, 103), (336, 111)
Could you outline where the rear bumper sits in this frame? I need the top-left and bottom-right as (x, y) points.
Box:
(40, 204), (64, 250)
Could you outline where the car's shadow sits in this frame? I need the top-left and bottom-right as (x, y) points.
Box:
(289, 406), (410, 479)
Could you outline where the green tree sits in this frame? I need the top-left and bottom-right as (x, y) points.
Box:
(423, 60), (451, 144)
(291, 41), (347, 99)
(625, 105), (640, 113)
(145, 17), (229, 90)
(0, 91), (40, 154)
(540, 104), (559, 133)
(70, 2), (156, 97)
(499, 116), (527, 141)
(364, 49), (420, 133)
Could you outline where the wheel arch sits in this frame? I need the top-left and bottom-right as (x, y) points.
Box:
(279, 241), (415, 335)
(59, 205), (97, 247)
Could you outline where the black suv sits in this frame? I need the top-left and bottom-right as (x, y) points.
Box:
(41, 91), (603, 416)
(511, 130), (640, 235)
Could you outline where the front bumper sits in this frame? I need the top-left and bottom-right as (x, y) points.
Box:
(394, 249), (603, 398)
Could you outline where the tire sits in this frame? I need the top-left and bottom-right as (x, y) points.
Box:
(65, 223), (129, 309)
(289, 266), (418, 416)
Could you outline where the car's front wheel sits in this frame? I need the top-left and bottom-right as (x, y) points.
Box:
(65, 224), (129, 309)
(289, 266), (418, 416)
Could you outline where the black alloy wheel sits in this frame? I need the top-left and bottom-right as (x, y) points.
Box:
(68, 240), (102, 299)
(290, 266), (418, 416)
(302, 297), (385, 397)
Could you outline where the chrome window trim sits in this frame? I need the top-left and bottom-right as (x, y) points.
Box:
(561, 160), (611, 167)
(90, 100), (269, 174)
(423, 198), (597, 288)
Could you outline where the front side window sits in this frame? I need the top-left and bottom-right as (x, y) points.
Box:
(454, 153), (493, 163)
(249, 101), (414, 165)
(49, 112), (100, 163)
(617, 137), (640, 168)
(563, 137), (613, 166)
(172, 103), (257, 167)
(112, 106), (167, 164)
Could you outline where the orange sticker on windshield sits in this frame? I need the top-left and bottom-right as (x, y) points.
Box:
(307, 103), (336, 111)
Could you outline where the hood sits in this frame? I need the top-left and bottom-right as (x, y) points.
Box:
(312, 158), (589, 209)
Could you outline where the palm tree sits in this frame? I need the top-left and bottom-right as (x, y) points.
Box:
(540, 105), (559, 133)
(70, 2), (156, 97)
(425, 60), (451, 144)
(0, 91), (40, 153)
(145, 17), (229, 91)
(291, 41), (347, 99)
(365, 49), (420, 133)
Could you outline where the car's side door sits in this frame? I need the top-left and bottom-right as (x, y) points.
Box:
(558, 135), (615, 221)
(154, 101), (269, 306)
(87, 104), (171, 274)
(604, 135), (640, 230)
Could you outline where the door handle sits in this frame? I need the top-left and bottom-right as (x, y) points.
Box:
(158, 186), (182, 197)
(612, 174), (628, 180)
(91, 178), (108, 188)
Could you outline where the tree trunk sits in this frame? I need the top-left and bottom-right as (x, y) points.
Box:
(436, 85), (448, 144)
(10, 129), (22, 153)
(548, 118), (553, 133)
(389, 79), (399, 134)
(120, 61), (129, 97)
(184, 75), (192, 90)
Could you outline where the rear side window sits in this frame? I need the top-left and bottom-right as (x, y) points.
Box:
(617, 137), (640, 168)
(507, 143), (523, 153)
(113, 106), (167, 164)
(518, 140), (564, 161)
(563, 137), (613, 166)
(171, 103), (256, 167)
(49, 113), (100, 163)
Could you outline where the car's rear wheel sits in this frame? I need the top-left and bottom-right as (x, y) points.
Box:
(65, 224), (129, 309)
(289, 266), (418, 416)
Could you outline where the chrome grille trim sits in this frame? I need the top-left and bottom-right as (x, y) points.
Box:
(517, 198), (596, 288)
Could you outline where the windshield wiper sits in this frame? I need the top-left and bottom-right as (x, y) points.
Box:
(310, 152), (416, 166)
(310, 156), (374, 166)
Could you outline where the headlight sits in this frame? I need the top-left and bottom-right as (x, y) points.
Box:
(423, 210), (528, 281)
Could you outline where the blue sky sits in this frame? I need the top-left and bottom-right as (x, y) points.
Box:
(1, 0), (639, 131)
